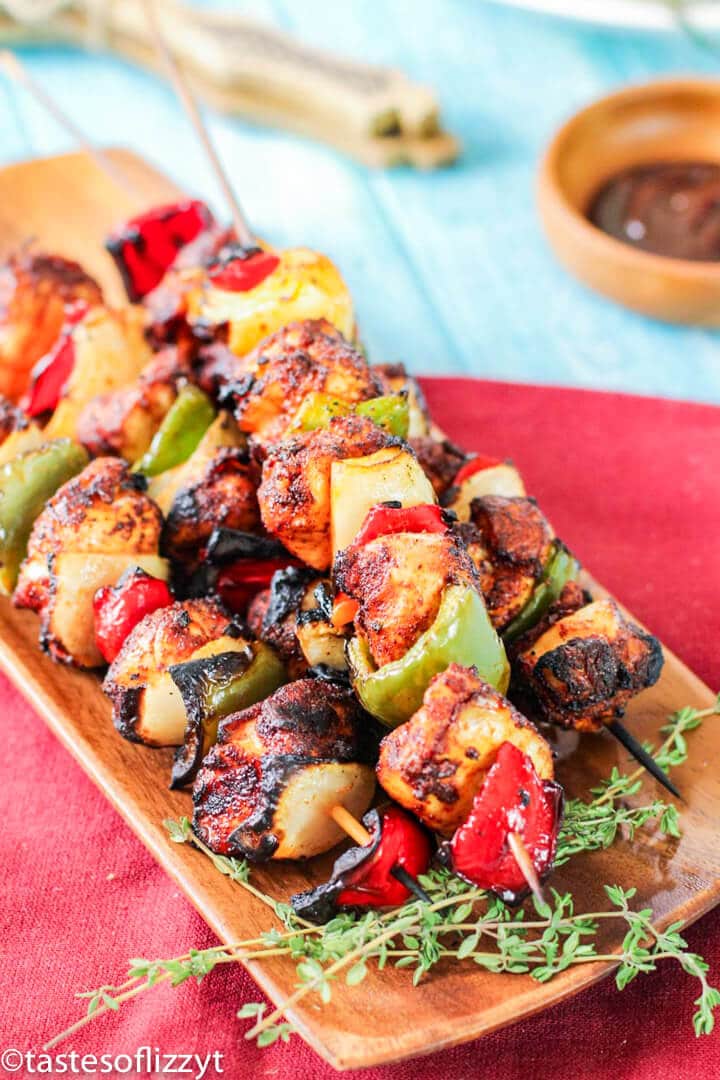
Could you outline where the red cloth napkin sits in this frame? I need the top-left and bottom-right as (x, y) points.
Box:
(2, 378), (719, 1080)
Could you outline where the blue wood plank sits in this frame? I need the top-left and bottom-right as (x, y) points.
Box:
(1, 2), (720, 403)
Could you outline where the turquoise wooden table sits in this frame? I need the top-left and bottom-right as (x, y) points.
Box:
(3, 0), (720, 403)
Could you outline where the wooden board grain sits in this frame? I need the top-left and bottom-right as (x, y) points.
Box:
(0, 150), (718, 1070)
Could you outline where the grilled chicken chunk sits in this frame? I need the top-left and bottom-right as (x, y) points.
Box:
(515, 598), (664, 733)
(13, 458), (166, 666)
(14, 458), (163, 616)
(42, 305), (153, 442)
(144, 225), (234, 346)
(193, 679), (375, 860)
(408, 436), (466, 498)
(76, 346), (192, 462)
(0, 251), (102, 400)
(377, 663), (554, 834)
(459, 496), (555, 632)
(162, 446), (261, 577)
(247, 569), (346, 678)
(220, 319), (383, 444)
(104, 598), (238, 745)
(258, 414), (394, 570)
(334, 530), (480, 668)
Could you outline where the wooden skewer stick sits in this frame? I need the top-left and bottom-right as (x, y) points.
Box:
(329, 804), (431, 904)
(507, 830), (546, 908)
(330, 803), (373, 846)
(141, 0), (255, 249)
(0, 50), (142, 204)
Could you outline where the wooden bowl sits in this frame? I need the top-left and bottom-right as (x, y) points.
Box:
(538, 78), (720, 325)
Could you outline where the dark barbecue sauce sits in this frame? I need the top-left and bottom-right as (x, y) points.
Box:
(588, 161), (720, 261)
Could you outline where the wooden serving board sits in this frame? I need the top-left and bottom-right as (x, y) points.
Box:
(0, 150), (718, 1071)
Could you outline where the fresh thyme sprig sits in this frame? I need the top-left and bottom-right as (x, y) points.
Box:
(46, 881), (720, 1050)
(557, 697), (719, 865)
(46, 696), (719, 1052)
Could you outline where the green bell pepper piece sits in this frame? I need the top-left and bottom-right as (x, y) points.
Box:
(133, 385), (215, 477)
(347, 584), (509, 728)
(355, 394), (409, 438)
(290, 392), (351, 432)
(503, 542), (580, 644)
(169, 641), (286, 787)
(290, 392), (409, 439)
(0, 438), (89, 595)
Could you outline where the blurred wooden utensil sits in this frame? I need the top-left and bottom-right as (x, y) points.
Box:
(0, 0), (460, 168)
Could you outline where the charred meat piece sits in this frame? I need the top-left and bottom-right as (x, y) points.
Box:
(0, 394), (28, 445)
(247, 569), (346, 678)
(12, 457), (167, 668)
(408, 435), (466, 498)
(195, 341), (244, 400)
(462, 496), (555, 632)
(247, 583), (307, 679)
(192, 679), (375, 860)
(144, 225), (235, 347)
(515, 598), (664, 733)
(377, 663), (554, 835)
(334, 530), (479, 668)
(76, 346), (192, 461)
(0, 251), (102, 400)
(221, 319), (383, 444)
(258, 413), (394, 570)
(161, 446), (261, 577)
(103, 597), (239, 745)
(14, 457), (163, 615)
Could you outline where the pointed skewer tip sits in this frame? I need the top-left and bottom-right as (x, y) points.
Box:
(607, 719), (682, 801)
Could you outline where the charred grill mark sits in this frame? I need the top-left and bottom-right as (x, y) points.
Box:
(228, 754), (326, 860)
(103, 599), (233, 740)
(192, 680), (373, 858)
(110, 687), (144, 742)
(263, 566), (318, 629)
(535, 637), (621, 710)
(247, 589), (306, 677)
(516, 600), (665, 731)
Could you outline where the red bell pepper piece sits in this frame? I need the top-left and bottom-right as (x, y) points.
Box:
(449, 741), (563, 903)
(106, 199), (215, 302)
(93, 568), (173, 664)
(207, 246), (280, 292)
(337, 806), (432, 909)
(352, 503), (449, 550)
(453, 454), (503, 486)
(215, 556), (301, 614)
(22, 300), (90, 417)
